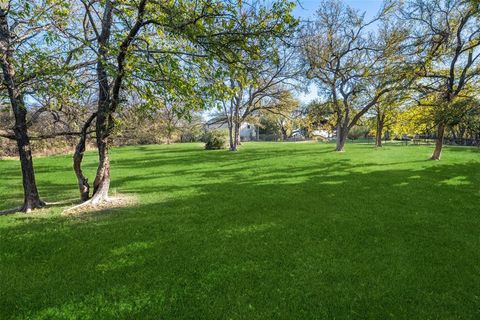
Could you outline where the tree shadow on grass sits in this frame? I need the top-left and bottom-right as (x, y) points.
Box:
(1, 154), (479, 319)
(442, 145), (480, 153)
(1, 143), (337, 210)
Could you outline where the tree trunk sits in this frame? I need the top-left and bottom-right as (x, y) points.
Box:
(375, 115), (384, 148)
(89, 0), (113, 204)
(459, 127), (466, 145)
(90, 136), (110, 204)
(15, 126), (45, 211)
(375, 130), (383, 147)
(228, 122), (236, 151)
(73, 113), (96, 202)
(90, 73), (112, 205)
(430, 123), (445, 160)
(73, 142), (90, 202)
(235, 124), (241, 146)
(335, 122), (348, 152)
(230, 122), (240, 151)
(450, 126), (457, 145)
(229, 93), (240, 151)
(76, 0), (146, 207)
(0, 9), (44, 212)
(281, 127), (288, 141)
(166, 128), (173, 144)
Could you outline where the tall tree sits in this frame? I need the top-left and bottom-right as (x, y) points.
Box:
(61, 0), (298, 205)
(217, 46), (300, 151)
(0, 0), (76, 212)
(301, 99), (336, 139)
(301, 0), (412, 151)
(372, 90), (409, 147)
(403, 0), (480, 159)
(259, 91), (300, 141)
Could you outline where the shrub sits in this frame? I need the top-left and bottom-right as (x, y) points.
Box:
(348, 125), (370, 140)
(204, 130), (228, 150)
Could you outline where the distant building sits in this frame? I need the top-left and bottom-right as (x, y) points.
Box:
(291, 128), (334, 141)
(311, 129), (333, 140)
(205, 121), (258, 141)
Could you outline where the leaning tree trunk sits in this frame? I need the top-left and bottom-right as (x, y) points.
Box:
(431, 123), (445, 160)
(89, 135), (111, 204)
(90, 44), (112, 205)
(87, 104), (112, 204)
(88, 0), (113, 205)
(14, 123), (45, 211)
(0, 9), (44, 212)
(76, 0), (146, 207)
(73, 113), (96, 202)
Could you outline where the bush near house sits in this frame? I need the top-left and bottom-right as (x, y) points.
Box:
(204, 129), (228, 150)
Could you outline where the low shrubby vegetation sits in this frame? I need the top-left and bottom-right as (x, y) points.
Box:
(204, 129), (228, 150)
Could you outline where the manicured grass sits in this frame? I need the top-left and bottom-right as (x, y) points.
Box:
(1, 142), (480, 319)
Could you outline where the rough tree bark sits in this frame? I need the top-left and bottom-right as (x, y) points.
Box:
(0, 9), (44, 212)
(88, 81), (113, 203)
(335, 114), (349, 152)
(228, 123), (235, 151)
(230, 122), (240, 151)
(85, 0), (147, 205)
(90, 134), (111, 204)
(229, 94), (241, 152)
(73, 113), (96, 201)
(235, 123), (241, 146)
(431, 122), (445, 160)
(335, 126), (348, 152)
(375, 113), (385, 147)
(85, 0), (114, 204)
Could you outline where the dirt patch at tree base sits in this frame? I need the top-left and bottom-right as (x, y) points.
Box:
(62, 194), (138, 216)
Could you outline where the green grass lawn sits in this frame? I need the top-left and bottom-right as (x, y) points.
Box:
(1, 142), (480, 319)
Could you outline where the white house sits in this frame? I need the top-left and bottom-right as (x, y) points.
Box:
(239, 123), (256, 140)
(311, 129), (333, 140)
(206, 121), (257, 141)
(291, 129), (333, 140)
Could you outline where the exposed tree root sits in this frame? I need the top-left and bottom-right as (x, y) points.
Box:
(62, 194), (137, 215)
(21, 199), (46, 213)
(0, 207), (23, 216)
(0, 199), (46, 216)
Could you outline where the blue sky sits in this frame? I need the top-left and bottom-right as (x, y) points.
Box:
(294, 0), (384, 104)
(293, 0), (383, 20)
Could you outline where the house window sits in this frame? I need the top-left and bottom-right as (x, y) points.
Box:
(247, 125), (251, 129)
